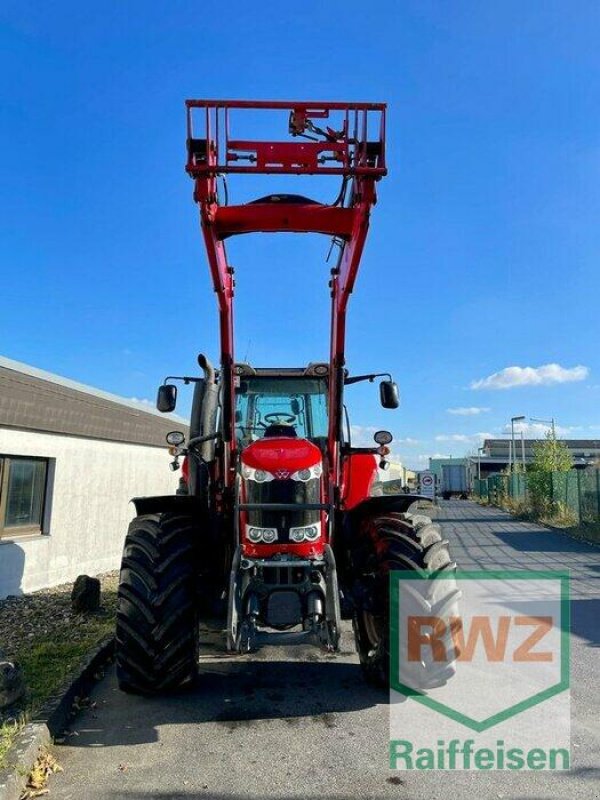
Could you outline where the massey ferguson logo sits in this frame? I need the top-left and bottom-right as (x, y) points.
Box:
(275, 469), (290, 480)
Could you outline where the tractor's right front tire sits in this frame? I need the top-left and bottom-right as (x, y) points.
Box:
(116, 512), (199, 694)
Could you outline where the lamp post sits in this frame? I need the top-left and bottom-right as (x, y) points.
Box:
(511, 416), (526, 473)
(530, 416), (556, 438)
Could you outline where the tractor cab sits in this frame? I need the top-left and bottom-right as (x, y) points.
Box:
(234, 365), (329, 560)
(233, 364), (329, 450)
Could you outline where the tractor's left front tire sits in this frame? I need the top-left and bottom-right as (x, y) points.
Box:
(116, 512), (200, 694)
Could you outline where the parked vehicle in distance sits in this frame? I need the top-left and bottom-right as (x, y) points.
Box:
(441, 463), (469, 500)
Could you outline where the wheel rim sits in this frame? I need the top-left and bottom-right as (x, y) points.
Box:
(362, 610), (382, 650)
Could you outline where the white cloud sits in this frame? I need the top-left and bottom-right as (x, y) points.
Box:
(129, 396), (153, 406)
(350, 425), (378, 447)
(413, 454), (433, 464)
(447, 406), (490, 416)
(351, 425), (419, 448)
(501, 421), (581, 437)
(471, 363), (589, 390)
(410, 453), (452, 466)
(435, 432), (494, 443)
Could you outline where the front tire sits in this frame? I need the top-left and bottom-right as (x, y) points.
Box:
(351, 511), (459, 689)
(116, 512), (199, 694)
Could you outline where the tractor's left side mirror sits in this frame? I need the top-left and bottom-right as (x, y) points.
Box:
(380, 380), (400, 409)
(157, 384), (177, 413)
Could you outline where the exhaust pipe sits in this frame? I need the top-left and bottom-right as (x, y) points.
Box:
(197, 353), (219, 463)
(197, 352), (215, 383)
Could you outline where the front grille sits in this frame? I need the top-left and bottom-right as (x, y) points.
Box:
(245, 478), (320, 542)
(263, 566), (306, 585)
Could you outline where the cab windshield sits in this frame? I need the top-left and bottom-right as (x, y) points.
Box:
(235, 376), (328, 448)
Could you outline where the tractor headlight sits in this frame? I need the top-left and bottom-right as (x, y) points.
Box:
(241, 464), (275, 482)
(289, 523), (321, 542)
(246, 526), (278, 543)
(290, 463), (322, 482)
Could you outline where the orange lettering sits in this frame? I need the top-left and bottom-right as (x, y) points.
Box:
(513, 616), (553, 662)
(453, 616), (510, 662)
(407, 615), (448, 662)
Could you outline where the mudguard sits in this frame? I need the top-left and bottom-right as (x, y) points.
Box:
(347, 494), (433, 520)
(336, 494), (435, 588)
(131, 494), (205, 517)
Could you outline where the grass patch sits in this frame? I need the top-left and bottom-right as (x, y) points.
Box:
(16, 628), (114, 714)
(538, 501), (579, 529)
(479, 495), (600, 545)
(563, 521), (600, 545)
(0, 717), (24, 769)
(0, 576), (117, 769)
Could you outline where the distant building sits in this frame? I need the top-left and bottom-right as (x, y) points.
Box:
(379, 460), (416, 486)
(0, 356), (185, 598)
(471, 439), (600, 480)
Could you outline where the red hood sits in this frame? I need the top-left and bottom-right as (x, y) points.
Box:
(241, 437), (321, 474)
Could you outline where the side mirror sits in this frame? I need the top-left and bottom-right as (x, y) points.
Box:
(157, 384), (177, 413)
(291, 398), (300, 416)
(380, 380), (400, 409)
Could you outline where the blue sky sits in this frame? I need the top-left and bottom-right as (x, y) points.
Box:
(1, 1), (599, 468)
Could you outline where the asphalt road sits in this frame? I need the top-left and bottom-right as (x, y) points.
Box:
(49, 501), (600, 800)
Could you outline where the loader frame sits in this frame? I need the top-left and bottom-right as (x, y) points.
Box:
(185, 99), (387, 503)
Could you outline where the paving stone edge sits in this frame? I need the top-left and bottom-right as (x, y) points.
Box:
(0, 636), (115, 800)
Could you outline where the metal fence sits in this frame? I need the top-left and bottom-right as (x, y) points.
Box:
(473, 469), (600, 523)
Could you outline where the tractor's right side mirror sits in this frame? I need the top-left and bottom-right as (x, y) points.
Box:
(156, 384), (177, 413)
(380, 380), (400, 409)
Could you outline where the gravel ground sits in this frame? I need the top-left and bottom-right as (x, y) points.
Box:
(0, 572), (118, 725)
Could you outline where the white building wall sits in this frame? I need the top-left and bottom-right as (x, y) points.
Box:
(0, 428), (179, 597)
(380, 461), (405, 483)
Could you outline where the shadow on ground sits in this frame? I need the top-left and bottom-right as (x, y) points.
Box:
(60, 657), (385, 749)
(435, 515), (518, 524)
(570, 598), (600, 647)
(492, 529), (600, 554)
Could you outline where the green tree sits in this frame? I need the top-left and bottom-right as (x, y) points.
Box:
(528, 430), (573, 512)
(531, 430), (573, 472)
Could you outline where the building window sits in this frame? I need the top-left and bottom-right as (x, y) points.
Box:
(0, 457), (48, 538)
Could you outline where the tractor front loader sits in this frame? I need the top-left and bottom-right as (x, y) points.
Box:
(116, 101), (459, 694)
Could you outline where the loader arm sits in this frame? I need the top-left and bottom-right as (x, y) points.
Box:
(185, 99), (387, 495)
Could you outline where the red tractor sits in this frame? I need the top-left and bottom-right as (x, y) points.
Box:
(116, 101), (457, 693)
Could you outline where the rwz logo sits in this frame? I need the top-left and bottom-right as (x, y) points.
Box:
(390, 570), (570, 733)
(408, 614), (554, 663)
